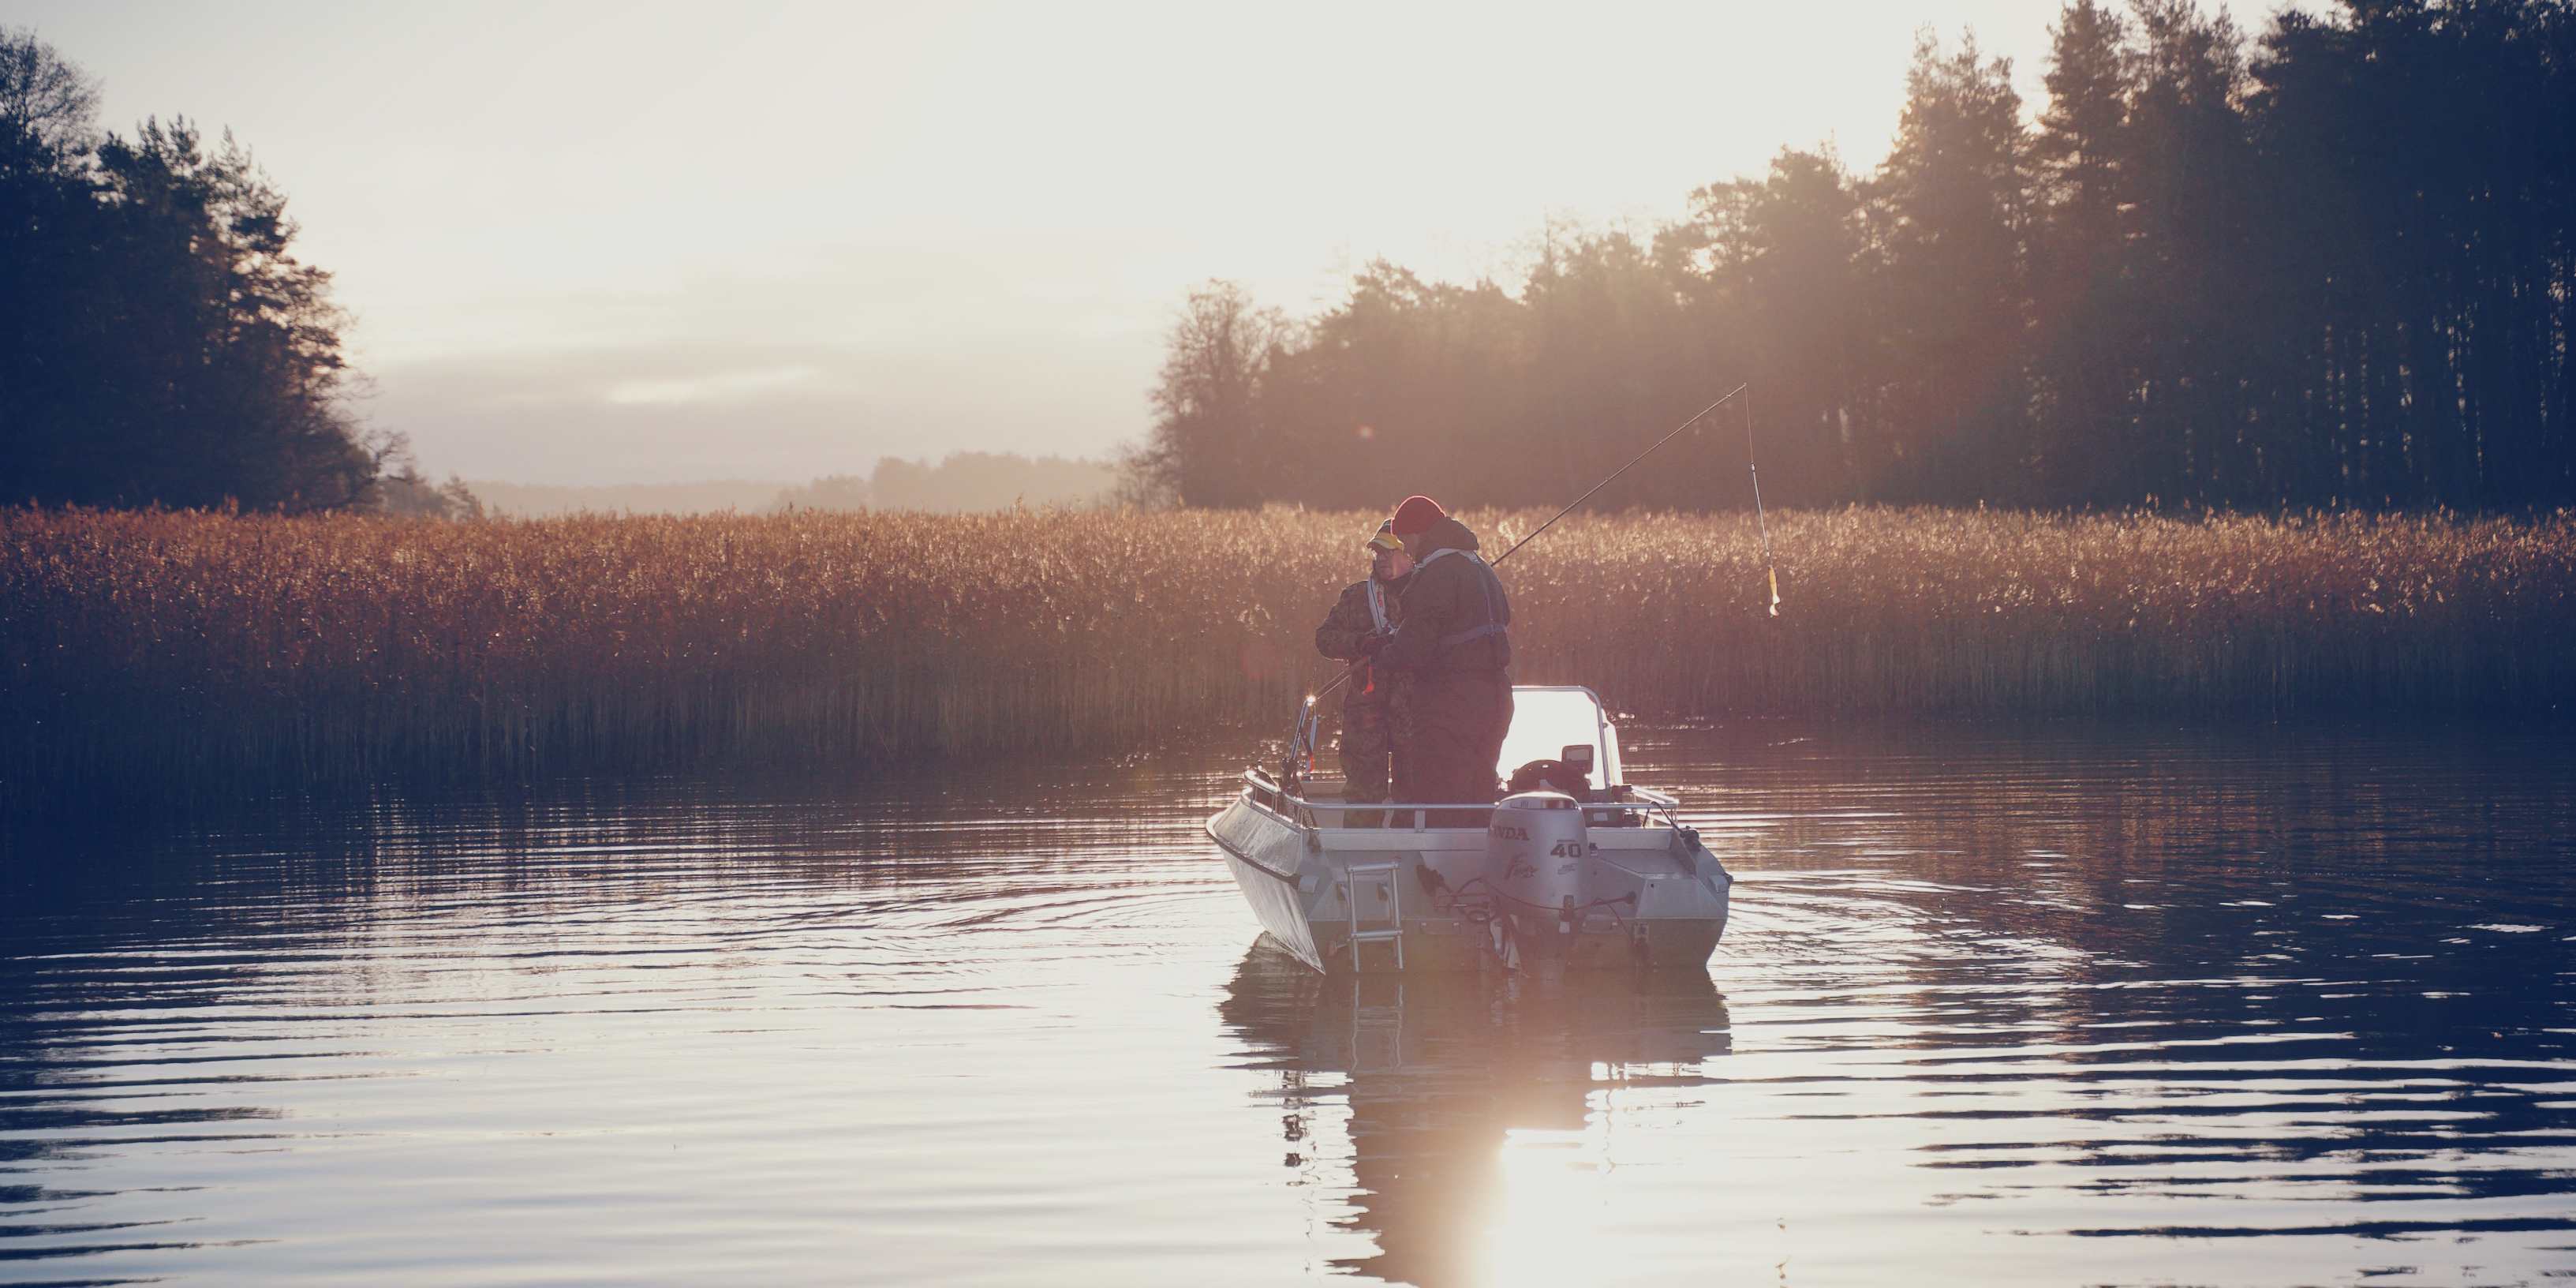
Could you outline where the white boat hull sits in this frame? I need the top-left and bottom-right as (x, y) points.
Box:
(1206, 788), (1730, 975)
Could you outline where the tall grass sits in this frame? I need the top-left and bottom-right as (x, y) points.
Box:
(5, 505), (2570, 799)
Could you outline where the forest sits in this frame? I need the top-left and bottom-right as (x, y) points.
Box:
(4, 2), (2573, 796)
(1133, 0), (2576, 514)
(0, 29), (399, 513)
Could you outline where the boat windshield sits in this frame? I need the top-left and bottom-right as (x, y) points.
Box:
(1494, 686), (1624, 788)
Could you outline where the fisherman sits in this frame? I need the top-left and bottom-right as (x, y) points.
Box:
(1367, 495), (1512, 821)
(1314, 520), (1415, 822)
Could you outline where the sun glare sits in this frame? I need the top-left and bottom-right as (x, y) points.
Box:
(1487, 1123), (1617, 1288)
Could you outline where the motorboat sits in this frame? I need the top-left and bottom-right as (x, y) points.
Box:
(1206, 685), (1731, 974)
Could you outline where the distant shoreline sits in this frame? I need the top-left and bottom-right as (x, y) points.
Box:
(5, 505), (2570, 808)
(463, 479), (796, 518)
(465, 454), (1120, 519)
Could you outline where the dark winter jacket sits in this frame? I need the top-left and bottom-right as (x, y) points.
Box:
(1378, 517), (1510, 677)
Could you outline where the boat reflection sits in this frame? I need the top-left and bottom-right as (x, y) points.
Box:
(1219, 941), (1731, 1286)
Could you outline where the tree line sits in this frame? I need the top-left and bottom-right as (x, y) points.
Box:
(0, 29), (419, 514)
(1135, 0), (2576, 513)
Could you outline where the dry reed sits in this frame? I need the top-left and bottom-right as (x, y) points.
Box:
(5, 505), (2570, 799)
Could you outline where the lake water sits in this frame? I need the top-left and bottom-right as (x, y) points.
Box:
(5, 720), (2574, 1287)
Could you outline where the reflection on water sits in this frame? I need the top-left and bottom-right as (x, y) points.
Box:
(1221, 949), (1729, 1286)
(2, 720), (2574, 1286)
(1650, 719), (2576, 1285)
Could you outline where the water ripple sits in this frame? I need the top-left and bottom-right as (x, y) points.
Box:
(4, 725), (2574, 1285)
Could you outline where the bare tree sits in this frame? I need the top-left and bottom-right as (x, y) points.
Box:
(0, 27), (99, 157)
(1132, 279), (1284, 508)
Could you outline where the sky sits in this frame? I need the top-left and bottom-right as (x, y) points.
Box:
(5, 0), (2271, 485)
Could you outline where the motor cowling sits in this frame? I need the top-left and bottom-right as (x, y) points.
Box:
(1486, 791), (1589, 956)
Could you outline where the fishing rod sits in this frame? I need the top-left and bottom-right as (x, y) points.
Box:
(1285, 384), (1752, 775)
(1493, 383), (1748, 567)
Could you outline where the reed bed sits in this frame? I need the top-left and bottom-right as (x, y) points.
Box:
(5, 505), (2570, 799)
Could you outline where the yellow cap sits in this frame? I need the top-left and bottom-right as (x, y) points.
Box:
(1366, 522), (1404, 554)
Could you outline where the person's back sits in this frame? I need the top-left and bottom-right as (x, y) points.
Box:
(1374, 496), (1511, 817)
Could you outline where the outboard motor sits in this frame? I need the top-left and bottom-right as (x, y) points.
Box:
(1486, 791), (1589, 964)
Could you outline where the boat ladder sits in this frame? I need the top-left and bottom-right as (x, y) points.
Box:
(1344, 859), (1405, 972)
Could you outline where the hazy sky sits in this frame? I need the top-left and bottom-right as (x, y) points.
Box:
(6, 1), (2268, 484)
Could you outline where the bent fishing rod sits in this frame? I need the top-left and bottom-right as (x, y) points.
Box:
(1292, 382), (1752, 758)
(1491, 382), (1748, 567)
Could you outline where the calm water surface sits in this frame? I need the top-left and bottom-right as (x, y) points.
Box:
(4, 721), (2574, 1287)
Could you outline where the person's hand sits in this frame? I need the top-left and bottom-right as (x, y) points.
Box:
(1357, 630), (1392, 656)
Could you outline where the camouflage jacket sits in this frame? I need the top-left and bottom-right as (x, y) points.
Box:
(1314, 574), (1410, 710)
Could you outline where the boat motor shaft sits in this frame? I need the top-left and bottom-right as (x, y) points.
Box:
(1486, 791), (1591, 961)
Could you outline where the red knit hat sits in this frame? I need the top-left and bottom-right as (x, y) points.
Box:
(1389, 495), (1446, 535)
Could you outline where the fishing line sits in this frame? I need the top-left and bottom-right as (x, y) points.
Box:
(1748, 389), (1778, 617)
(1494, 384), (1749, 567)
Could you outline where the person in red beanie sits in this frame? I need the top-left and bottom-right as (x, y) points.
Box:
(1374, 495), (1512, 819)
(1388, 494), (1445, 537)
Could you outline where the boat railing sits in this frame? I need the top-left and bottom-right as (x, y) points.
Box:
(1238, 769), (1677, 831)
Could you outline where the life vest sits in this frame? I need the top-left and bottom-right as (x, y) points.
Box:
(1415, 547), (1510, 650)
(1355, 576), (1401, 698)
